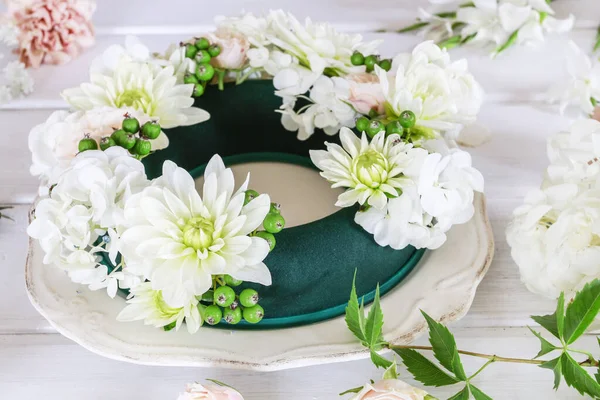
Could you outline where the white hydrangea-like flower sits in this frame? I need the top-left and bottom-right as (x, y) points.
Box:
(61, 38), (209, 129)
(546, 119), (600, 186)
(28, 107), (166, 187)
(119, 154), (272, 308)
(27, 147), (149, 295)
(375, 41), (483, 139)
(117, 282), (202, 333)
(546, 41), (600, 117)
(507, 183), (600, 299)
(265, 10), (380, 76)
(281, 76), (358, 140)
(310, 128), (424, 210)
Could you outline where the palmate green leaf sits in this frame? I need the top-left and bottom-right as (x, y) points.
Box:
(469, 384), (493, 400)
(394, 348), (459, 387)
(564, 279), (600, 344)
(447, 386), (470, 400)
(345, 273), (367, 346)
(528, 327), (559, 358)
(540, 356), (562, 390)
(382, 361), (399, 380)
(421, 311), (467, 381)
(531, 292), (565, 341)
(365, 285), (385, 349)
(370, 349), (393, 370)
(339, 386), (363, 396)
(561, 352), (600, 398)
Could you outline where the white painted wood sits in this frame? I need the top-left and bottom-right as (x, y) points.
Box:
(3, 0), (600, 397)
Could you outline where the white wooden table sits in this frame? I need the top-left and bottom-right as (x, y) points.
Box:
(2, 1), (600, 398)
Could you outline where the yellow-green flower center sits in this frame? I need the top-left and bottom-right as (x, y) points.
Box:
(153, 291), (181, 318)
(352, 149), (389, 188)
(182, 216), (215, 250)
(114, 89), (153, 114)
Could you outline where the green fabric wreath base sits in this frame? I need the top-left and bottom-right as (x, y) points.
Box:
(105, 80), (426, 330)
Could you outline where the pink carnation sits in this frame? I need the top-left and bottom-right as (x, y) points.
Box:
(347, 72), (386, 116)
(9, 0), (95, 68)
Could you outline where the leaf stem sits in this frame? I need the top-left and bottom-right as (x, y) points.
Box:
(388, 345), (600, 367)
(468, 357), (495, 381)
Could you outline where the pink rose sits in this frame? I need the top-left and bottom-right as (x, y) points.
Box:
(177, 383), (244, 400)
(207, 28), (250, 70)
(593, 106), (600, 123)
(351, 380), (430, 400)
(10, 0), (95, 68)
(347, 72), (386, 116)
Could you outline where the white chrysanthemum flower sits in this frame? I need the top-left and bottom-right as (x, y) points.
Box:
(265, 10), (380, 76)
(61, 40), (209, 129)
(27, 147), (149, 294)
(546, 41), (600, 117)
(119, 154), (272, 308)
(546, 119), (600, 185)
(28, 107), (166, 188)
(310, 127), (423, 210)
(507, 183), (600, 299)
(281, 76), (358, 140)
(216, 12), (271, 48)
(117, 282), (202, 333)
(376, 41), (483, 139)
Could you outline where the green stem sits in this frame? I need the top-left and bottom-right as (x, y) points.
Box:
(568, 348), (597, 363)
(468, 358), (495, 381)
(494, 30), (519, 56)
(594, 25), (600, 52)
(396, 21), (429, 34)
(216, 69), (226, 91)
(437, 35), (463, 50)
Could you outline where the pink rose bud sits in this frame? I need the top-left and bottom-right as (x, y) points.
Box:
(351, 379), (430, 400)
(207, 28), (251, 70)
(177, 383), (245, 400)
(347, 72), (386, 116)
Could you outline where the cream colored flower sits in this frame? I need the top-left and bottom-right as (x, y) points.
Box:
(310, 127), (421, 210)
(208, 28), (251, 70)
(351, 379), (430, 400)
(177, 382), (244, 400)
(119, 155), (272, 308)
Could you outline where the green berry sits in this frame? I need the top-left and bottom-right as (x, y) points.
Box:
(263, 213), (285, 234)
(255, 231), (276, 251)
(119, 134), (137, 150)
(364, 55), (378, 72)
(214, 285), (236, 308)
(132, 138), (151, 156)
(350, 51), (365, 66)
(195, 50), (211, 65)
(368, 108), (379, 119)
(224, 275), (243, 287)
(141, 121), (161, 140)
(244, 189), (260, 205)
(243, 304), (264, 324)
(223, 307), (242, 324)
(385, 120), (404, 136)
(185, 44), (198, 59)
(355, 117), (370, 132)
(184, 74), (198, 85)
(78, 137), (97, 152)
(204, 305), (222, 325)
(239, 288), (259, 308)
(193, 83), (205, 97)
(229, 299), (239, 310)
(195, 37), (210, 50)
(379, 59), (392, 72)
(399, 110), (416, 129)
(366, 120), (384, 138)
(195, 64), (215, 81)
(269, 202), (281, 214)
(110, 129), (127, 144)
(99, 136), (116, 151)
(122, 117), (140, 134)
(208, 44), (221, 57)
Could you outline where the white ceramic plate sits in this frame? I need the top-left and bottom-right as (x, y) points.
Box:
(25, 162), (493, 371)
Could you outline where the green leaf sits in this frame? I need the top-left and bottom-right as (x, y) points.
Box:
(540, 356), (562, 390)
(528, 327), (559, 358)
(382, 361), (399, 380)
(564, 279), (600, 344)
(394, 348), (459, 387)
(561, 352), (600, 397)
(531, 293), (565, 341)
(370, 349), (393, 370)
(345, 273), (367, 346)
(163, 321), (176, 331)
(421, 311), (467, 381)
(494, 30), (519, 56)
(397, 21), (429, 34)
(594, 25), (600, 52)
(556, 292), (565, 338)
(365, 285), (385, 348)
(339, 386), (363, 396)
(469, 385), (493, 400)
(448, 386), (470, 400)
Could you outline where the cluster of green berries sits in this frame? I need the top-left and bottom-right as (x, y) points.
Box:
(201, 276), (265, 325)
(77, 114), (162, 158)
(350, 51), (391, 73)
(355, 110), (416, 139)
(244, 189), (285, 252)
(182, 37), (222, 97)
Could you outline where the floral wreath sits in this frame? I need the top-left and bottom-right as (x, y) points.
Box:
(27, 10), (485, 334)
